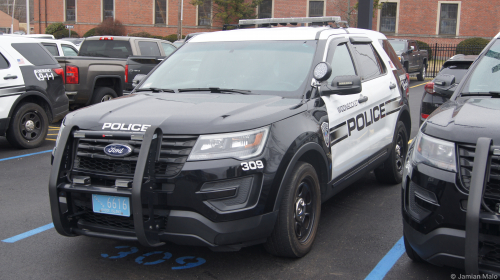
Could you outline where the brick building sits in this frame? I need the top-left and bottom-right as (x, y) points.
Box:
(0, 9), (19, 33)
(33, 0), (498, 44)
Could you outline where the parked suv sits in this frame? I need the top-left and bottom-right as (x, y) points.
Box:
(420, 54), (477, 125)
(403, 32), (500, 274)
(49, 17), (411, 257)
(0, 36), (68, 148)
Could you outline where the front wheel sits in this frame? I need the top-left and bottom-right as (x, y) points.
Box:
(264, 162), (321, 258)
(417, 64), (426, 81)
(374, 121), (408, 184)
(6, 103), (49, 149)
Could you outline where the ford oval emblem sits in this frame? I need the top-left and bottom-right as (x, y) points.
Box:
(103, 144), (133, 157)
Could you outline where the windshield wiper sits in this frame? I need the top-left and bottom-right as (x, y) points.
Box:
(461, 91), (500, 96)
(178, 87), (252, 94)
(135, 88), (176, 93)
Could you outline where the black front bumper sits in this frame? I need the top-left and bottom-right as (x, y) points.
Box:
(403, 138), (500, 274)
(49, 125), (278, 249)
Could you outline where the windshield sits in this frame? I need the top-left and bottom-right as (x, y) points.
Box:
(462, 39), (500, 94)
(388, 40), (405, 53)
(141, 40), (317, 97)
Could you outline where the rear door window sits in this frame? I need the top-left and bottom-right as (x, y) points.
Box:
(0, 52), (10, 69)
(351, 43), (386, 80)
(61, 44), (78, 56)
(11, 43), (58, 66)
(79, 40), (133, 58)
(138, 41), (161, 56)
(42, 43), (60, 56)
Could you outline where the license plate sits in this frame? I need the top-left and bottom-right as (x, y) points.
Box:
(92, 194), (130, 217)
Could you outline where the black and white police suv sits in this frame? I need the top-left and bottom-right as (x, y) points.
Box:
(403, 32), (500, 274)
(49, 17), (411, 257)
(0, 36), (68, 148)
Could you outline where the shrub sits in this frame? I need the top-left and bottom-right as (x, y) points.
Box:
(416, 40), (432, 61)
(45, 22), (65, 34)
(128, 31), (152, 38)
(456, 37), (490, 55)
(53, 29), (79, 39)
(83, 28), (96, 37)
(95, 18), (125, 36)
(163, 34), (179, 42)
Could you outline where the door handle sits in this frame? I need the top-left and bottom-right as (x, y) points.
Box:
(358, 95), (368, 103)
(390, 83), (397, 89)
(4, 75), (17, 80)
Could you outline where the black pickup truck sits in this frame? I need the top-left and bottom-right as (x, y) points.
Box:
(57, 36), (176, 108)
(388, 39), (428, 81)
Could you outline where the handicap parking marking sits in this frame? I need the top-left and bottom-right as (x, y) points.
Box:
(2, 223), (54, 243)
(0, 150), (52, 162)
(364, 236), (405, 280)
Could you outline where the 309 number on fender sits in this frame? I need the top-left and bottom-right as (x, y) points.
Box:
(241, 160), (264, 171)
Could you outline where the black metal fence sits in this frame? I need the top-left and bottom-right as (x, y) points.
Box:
(418, 44), (485, 78)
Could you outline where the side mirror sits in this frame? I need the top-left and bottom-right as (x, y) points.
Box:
(408, 46), (415, 53)
(132, 74), (147, 88)
(313, 62), (332, 82)
(320, 75), (362, 96)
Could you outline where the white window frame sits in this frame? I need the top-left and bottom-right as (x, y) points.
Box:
(101, 0), (115, 22)
(256, 0), (274, 19)
(376, 0), (399, 33)
(153, 0), (168, 25)
(436, 1), (461, 36)
(306, 0), (326, 18)
(196, 0), (212, 26)
(64, 0), (77, 22)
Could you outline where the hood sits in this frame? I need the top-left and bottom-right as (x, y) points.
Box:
(65, 92), (306, 134)
(422, 97), (500, 145)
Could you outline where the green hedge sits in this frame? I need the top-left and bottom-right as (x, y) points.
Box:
(53, 29), (79, 39)
(416, 40), (432, 61)
(456, 37), (490, 55)
(128, 31), (152, 38)
(45, 22), (65, 34)
(83, 28), (96, 37)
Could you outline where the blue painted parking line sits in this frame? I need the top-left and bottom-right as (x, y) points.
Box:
(364, 236), (405, 280)
(2, 223), (54, 243)
(0, 150), (52, 162)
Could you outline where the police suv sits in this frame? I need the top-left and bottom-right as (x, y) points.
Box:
(49, 17), (411, 257)
(0, 36), (68, 148)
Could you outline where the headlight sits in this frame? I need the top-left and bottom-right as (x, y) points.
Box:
(188, 126), (270, 161)
(412, 131), (456, 172)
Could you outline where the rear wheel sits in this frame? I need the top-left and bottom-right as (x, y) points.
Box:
(417, 64), (426, 81)
(6, 103), (49, 149)
(264, 162), (321, 258)
(92, 87), (117, 104)
(374, 121), (408, 184)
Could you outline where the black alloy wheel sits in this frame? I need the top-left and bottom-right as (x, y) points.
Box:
(294, 179), (316, 243)
(6, 103), (49, 149)
(19, 110), (43, 141)
(374, 121), (408, 184)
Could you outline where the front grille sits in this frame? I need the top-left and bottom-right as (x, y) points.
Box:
(71, 131), (198, 180)
(480, 240), (500, 265)
(458, 145), (500, 198)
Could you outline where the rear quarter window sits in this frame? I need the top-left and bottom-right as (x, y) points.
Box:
(11, 43), (58, 66)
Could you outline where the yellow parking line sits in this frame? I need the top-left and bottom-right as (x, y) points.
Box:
(408, 139), (413, 144)
(410, 83), (427, 89)
(49, 129), (59, 131)
(45, 138), (56, 141)
(47, 134), (58, 136)
(49, 126), (60, 129)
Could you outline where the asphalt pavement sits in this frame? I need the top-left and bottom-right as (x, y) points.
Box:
(0, 80), (464, 280)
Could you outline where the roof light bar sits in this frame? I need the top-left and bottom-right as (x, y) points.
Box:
(239, 16), (341, 26)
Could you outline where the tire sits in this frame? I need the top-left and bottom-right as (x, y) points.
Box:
(417, 64), (426, 81)
(91, 87), (117, 104)
(6, 103), (49, 149)
(374, 121), (408, 184)
(264, 162), (321, 258)
(404, 235), (425, 262)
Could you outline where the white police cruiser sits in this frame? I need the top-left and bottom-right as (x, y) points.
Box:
(49, 17), (410, 257)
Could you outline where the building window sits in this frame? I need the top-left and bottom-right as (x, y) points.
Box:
(380, 2), (396, 33)
(309, 1), (324, 17)
(258, 0), (272, 19)
(103, 0), (114, 20)
(66, 0), (76, 21)
(155, 0), (167, 24)
(439, 3), (458, 35)
(198, 0), (211, 26)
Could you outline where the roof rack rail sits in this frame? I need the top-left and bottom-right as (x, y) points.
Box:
(238, 16), (341, 27)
